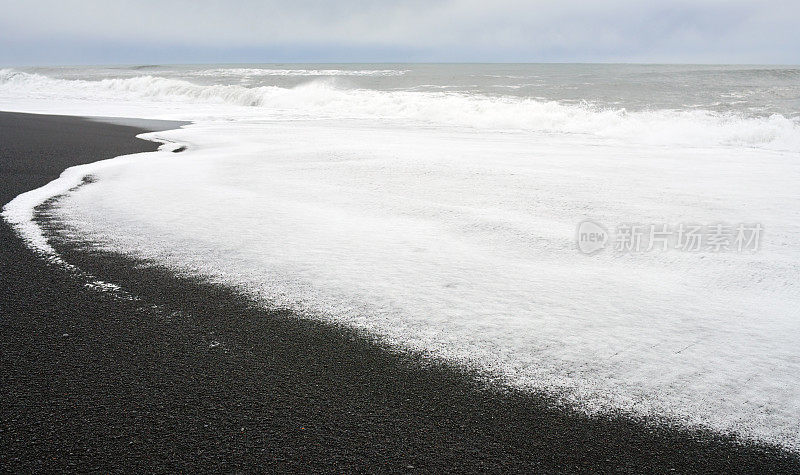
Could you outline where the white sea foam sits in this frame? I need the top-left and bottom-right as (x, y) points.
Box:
(2, 68), (800, 451)
(2, 69), (799, 151)
(0, 143), (172, 257)
(190, 68), (409, 76)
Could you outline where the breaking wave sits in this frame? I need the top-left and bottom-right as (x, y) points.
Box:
(189, 68), (409, 76)
(2, 68), (799, 151)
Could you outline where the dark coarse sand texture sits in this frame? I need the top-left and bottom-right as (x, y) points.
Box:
(1, 111), (799, 473)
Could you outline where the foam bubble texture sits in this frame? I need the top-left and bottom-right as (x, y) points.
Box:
(39, 120), (800, 451)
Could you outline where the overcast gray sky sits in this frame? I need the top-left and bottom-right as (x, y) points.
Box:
(0, 0), (797, 65)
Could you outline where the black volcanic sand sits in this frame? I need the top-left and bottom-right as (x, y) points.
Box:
(1, 111), (799, 473)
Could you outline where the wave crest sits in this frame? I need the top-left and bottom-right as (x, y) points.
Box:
(2, 69), (799, 151)
(190, 68), (409, 77)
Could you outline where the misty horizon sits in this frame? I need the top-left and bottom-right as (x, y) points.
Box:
(1, 0), (797, 65)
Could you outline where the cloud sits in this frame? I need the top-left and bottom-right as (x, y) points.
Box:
(0, 0), (797, 64)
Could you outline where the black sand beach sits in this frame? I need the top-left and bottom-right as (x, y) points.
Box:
(1, 111), (799, 472)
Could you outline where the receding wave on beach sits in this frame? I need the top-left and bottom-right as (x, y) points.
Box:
(2, 64), (800, 452)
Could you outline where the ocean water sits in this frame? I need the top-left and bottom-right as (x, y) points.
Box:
(2, 64), (800, 450)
